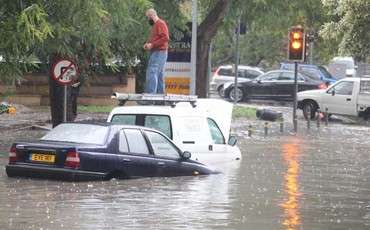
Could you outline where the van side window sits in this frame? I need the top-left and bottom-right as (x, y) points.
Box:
(207, 118), (225, 144)
(111, 115), (136, 125)
(145, 131), (180, 159)
(144, 115), (172, 138)
(124, 129), (149, 154)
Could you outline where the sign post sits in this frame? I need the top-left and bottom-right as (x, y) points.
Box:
(51, 59), (78, 123)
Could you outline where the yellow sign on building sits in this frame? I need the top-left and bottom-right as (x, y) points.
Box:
(165, 77), (190, 95)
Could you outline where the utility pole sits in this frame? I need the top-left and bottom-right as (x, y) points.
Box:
(190, 0), (197, 95)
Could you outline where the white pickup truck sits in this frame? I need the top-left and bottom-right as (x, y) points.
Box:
(297, 78), (370, 119)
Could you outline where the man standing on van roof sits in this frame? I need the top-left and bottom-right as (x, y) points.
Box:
(143, 8), (169, 94)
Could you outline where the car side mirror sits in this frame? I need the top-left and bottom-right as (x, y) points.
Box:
(331, 90), (335, 96)
(228, 136), (237, 146)
(257, 79), (262, 84)
(181, 151), (191, 160)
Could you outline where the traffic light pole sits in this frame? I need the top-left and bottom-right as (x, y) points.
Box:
(293, 61), (298, 132)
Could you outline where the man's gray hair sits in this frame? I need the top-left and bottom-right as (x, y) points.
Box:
(146, 8), (157, 17)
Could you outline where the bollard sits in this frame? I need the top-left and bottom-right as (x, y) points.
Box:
(316, 109), (321, 129)
(324, 108), (329, 126)
(307, 118), (311, 129)
(279, 121), (284, 133)
(248, 124), (253, 137)
(264, 122), (268, 137)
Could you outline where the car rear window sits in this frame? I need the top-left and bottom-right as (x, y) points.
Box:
(218, 68), (234, 76)
(41, 124), (109, 145)
(360, 81), (370, 94)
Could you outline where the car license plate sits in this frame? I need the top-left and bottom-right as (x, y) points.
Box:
(30, 153), (55, 163)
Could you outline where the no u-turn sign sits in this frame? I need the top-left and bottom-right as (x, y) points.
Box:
(51, 59), (79, 85)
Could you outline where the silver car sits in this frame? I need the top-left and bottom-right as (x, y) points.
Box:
(210, 65), (264, 97)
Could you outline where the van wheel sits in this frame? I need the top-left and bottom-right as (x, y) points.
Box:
(302, 101), (317, 120)
(229, 87), (244, 102)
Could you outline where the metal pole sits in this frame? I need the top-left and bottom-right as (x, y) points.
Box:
(309, 39), (314, 64)
(234, 16), (241, 104)
(293, 62), (298, 132)
(63, 85), (67, 122)
(207, 42), (212, 98)
(190, 0), (197, 95)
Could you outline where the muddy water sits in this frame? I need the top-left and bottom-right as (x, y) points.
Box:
(0, 123), (369, 230)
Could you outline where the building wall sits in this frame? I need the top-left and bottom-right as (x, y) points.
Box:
(0, 73), (136, 106)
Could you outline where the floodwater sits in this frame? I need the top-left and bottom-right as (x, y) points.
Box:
(0, 122), (370, 230)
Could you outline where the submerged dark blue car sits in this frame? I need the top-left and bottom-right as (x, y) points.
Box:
(6, 123), (216, 181)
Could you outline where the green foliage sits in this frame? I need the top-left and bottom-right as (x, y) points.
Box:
(211, 0), (332, 68)
(321, 0), (370, 61)
(77, 105), (114, 113)
(232, 106), (257, 119)
(0, 0), (154, 85)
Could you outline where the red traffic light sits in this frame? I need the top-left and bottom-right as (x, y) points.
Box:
(288, 26), (305, 62)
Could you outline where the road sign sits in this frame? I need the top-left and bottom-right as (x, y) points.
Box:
(51, 59), (78, 85)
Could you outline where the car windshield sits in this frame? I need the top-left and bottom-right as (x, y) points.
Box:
(318, 66), (334, 79)
(41, 123), (109, 145)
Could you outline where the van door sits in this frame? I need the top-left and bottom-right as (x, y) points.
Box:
(206, 118), (228, 160)
(321, 81), (357, 115)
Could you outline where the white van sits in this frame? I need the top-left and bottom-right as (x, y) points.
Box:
(107, 95), (241, 166)
(328, 56), (357, 79)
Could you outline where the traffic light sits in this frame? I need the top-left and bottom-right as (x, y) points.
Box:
(288, 26), (305, 62)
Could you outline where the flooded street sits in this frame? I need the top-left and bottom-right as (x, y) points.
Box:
(1, 121), (370, 229)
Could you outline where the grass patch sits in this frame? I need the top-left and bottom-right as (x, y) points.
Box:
(77, 105), (114, 113)
(233, 106), (257, 119)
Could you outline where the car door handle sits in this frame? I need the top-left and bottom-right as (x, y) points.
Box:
(122, 158), (131, 162)
(346, 98), (351, 101)
(183, 141), (195, 144)
(157, 162), (165, 166)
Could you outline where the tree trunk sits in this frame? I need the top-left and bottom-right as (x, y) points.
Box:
(196, 0), (231, 97)
(49, 54), (79, 127)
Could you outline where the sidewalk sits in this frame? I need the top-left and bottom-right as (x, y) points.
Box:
(0, 105), (108, 130)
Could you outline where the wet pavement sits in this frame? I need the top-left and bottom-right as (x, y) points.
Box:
(0, 105), (370, 229)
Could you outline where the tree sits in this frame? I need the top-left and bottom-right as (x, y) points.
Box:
(0, 0), (152, 126)
(320, 0), (370, 61)
(211, 0), (332, 69)
(196, 0), (231, 97)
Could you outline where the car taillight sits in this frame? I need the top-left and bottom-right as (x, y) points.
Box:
(318, 83), (327, 89)
(9, 145), (17, 164)
(213, 68), (220, 78)
(65, 149), (80, 169)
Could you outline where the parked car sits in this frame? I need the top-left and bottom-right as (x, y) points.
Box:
(108, 97), (241, 167)
(210, 65), (264, 97)
(280, 62), (337, 85)
(6, 123), (217, 181)
(223, 70), (327, 102)
(298, 78), (370, 119)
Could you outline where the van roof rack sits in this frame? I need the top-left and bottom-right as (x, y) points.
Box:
(111, 93), (198, 107)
